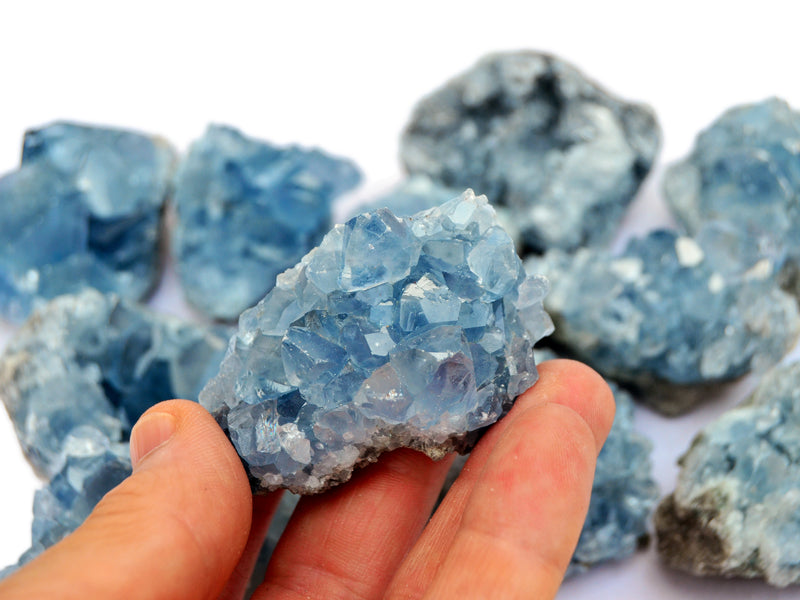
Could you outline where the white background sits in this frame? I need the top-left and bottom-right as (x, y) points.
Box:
(2, 2), (800, 597)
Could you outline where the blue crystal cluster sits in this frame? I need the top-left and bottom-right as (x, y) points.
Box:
(568, 379), (658, 575)
(527, 224), (800, 414)
(0, 122), (175, 322)
(173, 125), (362, 320)
(401, 51), (660, 252)
(656, 361), (800, 587)
(0, 290), (228, 573)
(664, 98), (800, 293)
(0, 290), (228, 479)
(200, 190), (553, 494)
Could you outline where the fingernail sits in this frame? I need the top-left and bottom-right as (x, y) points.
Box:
(130, 412), (177, 469)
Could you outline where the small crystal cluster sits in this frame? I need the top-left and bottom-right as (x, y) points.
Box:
(200, 190), (553, 494)
(0, 290), (228, 478)
(401, 51), (660, 252)
(664, 98), (800, 293)
(0, 290), (228, 573)
(173, 125), (362, 320)
(528, 224), (800, 414)
(656, 361), (800, 587)
(0, 122), (175, 322)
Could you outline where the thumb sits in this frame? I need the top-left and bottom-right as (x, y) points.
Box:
(0, 400), (253, 600)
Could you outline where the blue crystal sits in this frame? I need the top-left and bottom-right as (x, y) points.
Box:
(664, 98), (800, 292)
(343, 176), (463, 221)
(401, 51), (661, 252)
(0, 290), (228, 478)
(656, 361), (800, 586)
(0, 122), (175, 322)
(200, 190), (553, 494)
(172, 125), (362, 320)
(528, 223), (800, 414)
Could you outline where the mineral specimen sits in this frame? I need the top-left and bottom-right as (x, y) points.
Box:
(401, 50), (660, 253)
(664, 98), (800, 292)
(0, 122), (175, 322)
(172, 125), (362, 320)
(2, 430), (132, 576)
(656, 361), (800, 586)
(200, 190), (553, 494)
(527, 223), (800, 414)
(0, 290), (228, 478)
(568, 379), (658, 575)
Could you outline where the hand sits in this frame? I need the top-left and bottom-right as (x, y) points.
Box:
(0, 359), (614, 600)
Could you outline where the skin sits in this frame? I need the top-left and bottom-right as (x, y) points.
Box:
(0, 359), (614, 600)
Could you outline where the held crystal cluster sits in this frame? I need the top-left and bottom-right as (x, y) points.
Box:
(173, 125), (362, 320)
(199, 190), (553, 494)
(401, 51), (660, 252)
(0, 290), (228, 478)
(0, 122), (175, 322)
(527, 224), (800, 414)
(664, 98), (800, 293)
(656, 362), (800, 587)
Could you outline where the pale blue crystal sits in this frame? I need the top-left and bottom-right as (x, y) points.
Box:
(200, 190), (552, 494)
(172, 125), (362, 320)
(0, 290), (228, 478)
(0, 122), (175, 322)
(664, 98), (800, 293)
(401, 51), (660, 252)
(528, 223), (800, 414)
(656, 362), (800, 586)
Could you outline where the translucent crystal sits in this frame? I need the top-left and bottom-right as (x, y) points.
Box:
(528, 223), (800, 414)
(656, 362), (800, 586)
(0, 122), (175, 322)
(401, 51), (660, 252)
(172, 125), (362, 320)
(200, 190), (552, 494)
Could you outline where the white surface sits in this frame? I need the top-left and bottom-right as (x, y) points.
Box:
(2, 1), (800, 596)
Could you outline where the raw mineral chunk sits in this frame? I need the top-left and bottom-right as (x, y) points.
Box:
(0, 122), (175, 322)
(0, 290), (228, 478)
(200, 190), (553, 494)
(2, 430), (131, 576)
(568, 380), (658, 575)
(656, 362), (800, 586)
(172, 125), (362, 320)
(401, 51), (660, 253)
(664, 98), (800, 292)
(528, 224), (800, 414)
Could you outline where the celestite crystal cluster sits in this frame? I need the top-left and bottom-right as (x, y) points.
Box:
(656, 362), (800, 587)
(664, 98), (800, 295)
(401, 51), (660, 252)
(173, 125), (362, 320)
(200, 190), (553, 494)
(528, 224), (800, 414)
(0, 290), (228, 572)
(0, 122), (175, 322)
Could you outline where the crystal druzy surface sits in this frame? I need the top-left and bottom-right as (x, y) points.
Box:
(656, 362), (800, 587)
(200, 190), (553, 494)
(0, 122), (175, 322)
(664, 98), (800, 292)
(401, 50), (660, 253)
(0, 290), (228, 478)
(528, 224), (800, 414)
(173, 125), (362, 320)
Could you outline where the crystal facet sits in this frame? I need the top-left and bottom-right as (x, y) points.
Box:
(200, 190), (552, 494)
(528, 224), (800, 414)
(0, 122), (175, 322)
(401, 51), (660, 252)
(172, 125), (362, 320)
(656, 362), (800, 586)
(0, 290), (228, 478)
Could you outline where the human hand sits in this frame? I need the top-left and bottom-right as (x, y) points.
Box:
(0, 359), (614, 600)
